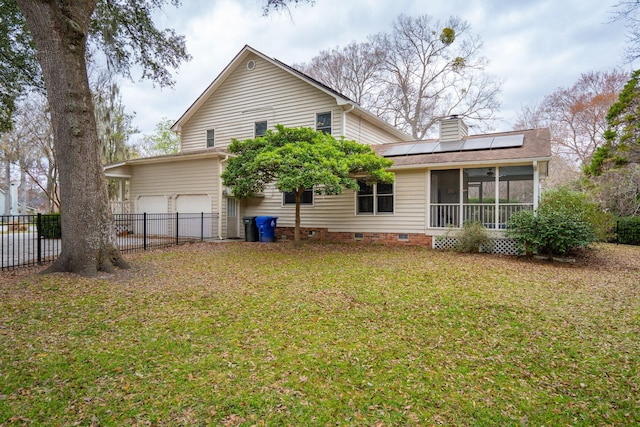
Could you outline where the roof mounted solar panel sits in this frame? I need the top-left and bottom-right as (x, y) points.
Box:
(461, 137), (494, 151)
(407, 142), (439, 155)
(437, 140), (464, 152)
(384, 144), (415, 156)
(490, 134), (524, 149)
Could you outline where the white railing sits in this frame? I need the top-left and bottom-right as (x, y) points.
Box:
(430, 203), (533, 229)
(430, 204), (460, 228)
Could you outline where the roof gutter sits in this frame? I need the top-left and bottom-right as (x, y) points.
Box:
(386, 156), (552, 171)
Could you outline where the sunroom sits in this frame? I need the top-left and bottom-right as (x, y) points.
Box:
(428, 163), (543, 230)
(376, 117), (552, 237)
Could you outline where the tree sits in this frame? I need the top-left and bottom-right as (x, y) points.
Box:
(294, 41), (385, 109)
(4, 0), (308, 276)
(9, 0), (190, 275)
(612, 0), (640, 62)
(221, 125), (394, 246)
(139, 117), (181, 156)
(0, 0), (43, 133)
(92, 71), (140, 165)
(586, 69), (640, 217)
(542, 70), (628, 166)
(515, 69), (628, 190)
(297, 14), (502, 139)
(1, 94), (59, 212)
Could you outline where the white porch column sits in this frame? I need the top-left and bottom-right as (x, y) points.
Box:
(459, 168), (464, 227)
(533, 160), (540, 212)
(425, 169), (431, 230)
(494, 166), (500, 229)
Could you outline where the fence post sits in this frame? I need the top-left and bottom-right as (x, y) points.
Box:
(37, 213), (42, 265)
(176, 212), (179, 245)
(616, 219), (619, 245)
(201, 212), (204, 241)
(143, 212), (147, 251)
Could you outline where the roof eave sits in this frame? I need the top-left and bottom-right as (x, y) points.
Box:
(388, 156), (552, 171)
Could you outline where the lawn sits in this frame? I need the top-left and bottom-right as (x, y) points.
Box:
(0, 242), (638, 426)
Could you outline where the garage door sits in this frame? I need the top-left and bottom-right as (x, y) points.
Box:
(175, 194), (213, 239)
(175, 194), (211, 213)
(137, 195), (168, 236)
(137, 195), (168, 213)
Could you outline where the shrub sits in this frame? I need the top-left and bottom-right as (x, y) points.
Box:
(38, 214), (62, 239)
(539, 187), (614, 241)
(506, 189), (598, 257)
(616, 216), (640, 245)
(450, 221), (493, 253)
(504, 210), (539, 256)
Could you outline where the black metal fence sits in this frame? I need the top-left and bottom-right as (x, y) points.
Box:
(1, 212), (219, 271)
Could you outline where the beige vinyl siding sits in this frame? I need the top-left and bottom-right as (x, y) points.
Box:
(345, 113), (403, 146)
(130, 158), (220, 214)
(243, 169), (427, 234)
(180, 54), (344, 151)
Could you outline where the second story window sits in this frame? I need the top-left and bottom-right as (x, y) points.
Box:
(316, 112), (332, 134)
(206, 129), (215, 147)
(255, 121), (267, 137)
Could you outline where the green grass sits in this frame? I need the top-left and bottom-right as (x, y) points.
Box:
(1, 242), (639, 426)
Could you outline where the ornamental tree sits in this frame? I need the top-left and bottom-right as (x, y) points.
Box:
(221, 125), (394, 246)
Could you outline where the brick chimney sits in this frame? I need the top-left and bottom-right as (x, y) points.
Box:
(439, 115), (468, 142)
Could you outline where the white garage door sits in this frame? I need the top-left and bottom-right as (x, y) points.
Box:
(137, 195), (168, 213)
(175, 194), (211, 213)
(136, 196), (169, 236)
(175, 194), (213, 239)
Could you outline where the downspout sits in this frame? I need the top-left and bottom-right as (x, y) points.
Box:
(219, 155), (229, 240)
(342, 103), (355, 137)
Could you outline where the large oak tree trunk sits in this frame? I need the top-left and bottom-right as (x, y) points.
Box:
(17, 0), (129, 276)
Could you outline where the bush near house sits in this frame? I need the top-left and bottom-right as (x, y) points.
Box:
(449, 221), (493, 253)
(506, 188), (603, 256)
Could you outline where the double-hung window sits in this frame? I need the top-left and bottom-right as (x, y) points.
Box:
(316, 112), (332, 134)
(357, 180), (394, 214)
(206, 129), (215, 147)
(283, 188), (314, 205)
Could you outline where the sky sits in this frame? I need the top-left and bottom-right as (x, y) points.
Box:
(118, 0), (635, 141)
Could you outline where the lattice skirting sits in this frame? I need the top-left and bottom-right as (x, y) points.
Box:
(433, 237), (522, 255)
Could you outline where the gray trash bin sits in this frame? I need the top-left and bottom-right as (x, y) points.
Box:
(242, 216), (259, 242)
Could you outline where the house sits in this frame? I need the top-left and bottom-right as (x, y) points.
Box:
(105, 45), (551, 253)
(0, 184), (36, 215)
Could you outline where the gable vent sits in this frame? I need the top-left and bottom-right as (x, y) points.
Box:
(439, 115), (468, 142)
(247, 60), (256, 71)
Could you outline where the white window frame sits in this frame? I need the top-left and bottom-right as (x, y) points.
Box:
(316, 112), (332, 134)
(206, 129), (215, 147)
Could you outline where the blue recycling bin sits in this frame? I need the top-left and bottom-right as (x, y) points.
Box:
(255, 216), (278, 242)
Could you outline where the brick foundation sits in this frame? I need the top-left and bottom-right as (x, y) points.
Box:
(275, 226), (432, 247)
